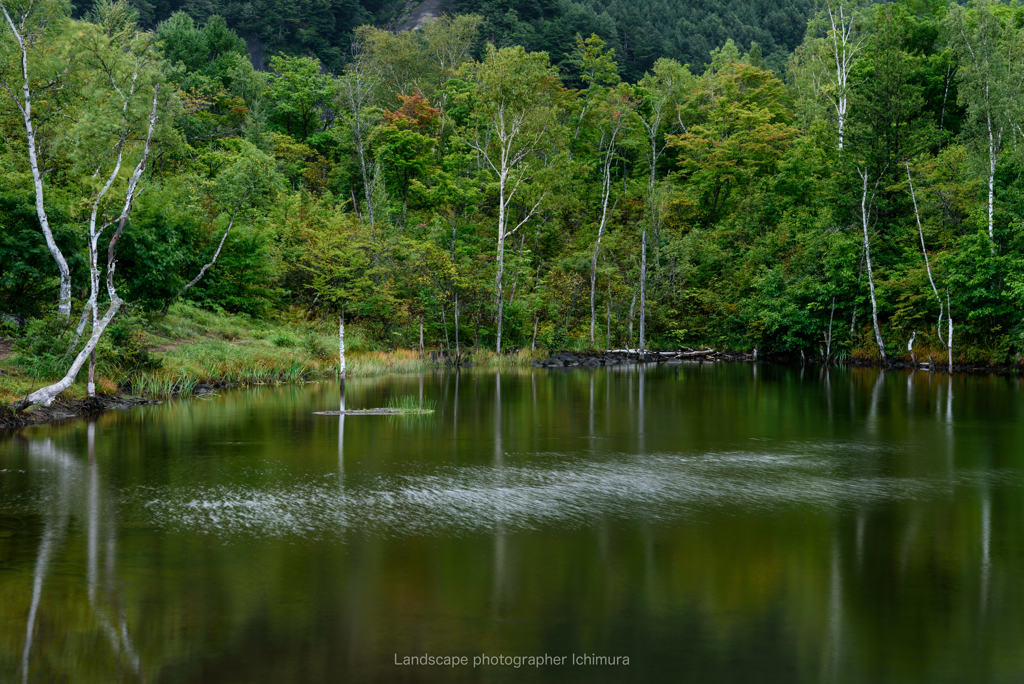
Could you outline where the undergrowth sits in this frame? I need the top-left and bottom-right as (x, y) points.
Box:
(0, 302), (536, 405)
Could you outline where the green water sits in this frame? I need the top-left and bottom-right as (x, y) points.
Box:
(2, 364), (1024, 683)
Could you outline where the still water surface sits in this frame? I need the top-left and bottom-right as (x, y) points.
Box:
(2, 364), (1024, 683)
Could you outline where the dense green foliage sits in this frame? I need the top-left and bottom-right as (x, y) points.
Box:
(6, 0), (1024, 375)
(69, 0), (813, 75)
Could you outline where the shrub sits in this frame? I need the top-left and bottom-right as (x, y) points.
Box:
(272, 332), (298, 347)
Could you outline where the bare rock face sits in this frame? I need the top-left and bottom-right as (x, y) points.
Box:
(246, 33), (265, 71)
(397, 0), (447, 32)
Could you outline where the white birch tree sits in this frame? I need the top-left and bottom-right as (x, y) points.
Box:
(810, 0), (865, 150)
(6, 0), (165, 410)
(337, 59), (381, 227)
(0, 0), (75, 317)
(857, 166), (886, 365)
(636, 58), (688, 354)
(588, 87), (634, 347)
(945, 0), (1024, 245)
(463, 44), (562, 353)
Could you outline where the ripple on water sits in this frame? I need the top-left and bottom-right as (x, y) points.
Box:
(117, 449), (996, 540)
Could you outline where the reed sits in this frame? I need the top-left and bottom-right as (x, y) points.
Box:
(386, 395), (437, 411)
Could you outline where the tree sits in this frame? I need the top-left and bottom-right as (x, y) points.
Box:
(337, 57), (380, 227)
(801, 0), (866, 150)
(374, 92), (440, 224)
(857, 166), (886, 364)
(166, 141), (283, 310)
(266, 54), (337, 141)
(635, 57), (689, 353)
(1, 0), (76, 317)
(355, 14), (482, 109)
(673, 58), (797, 225)
(3, 0), (165, 408)
(462, 44), (564, 353)
(945, 0), (1024, 245)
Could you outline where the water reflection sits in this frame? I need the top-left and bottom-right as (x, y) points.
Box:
(2, 365), (1024, 683)
(15, 425), (143, 682)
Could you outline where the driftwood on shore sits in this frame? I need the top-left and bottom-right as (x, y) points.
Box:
(532, 348), (752, 368)
(314, 409), (434, 416)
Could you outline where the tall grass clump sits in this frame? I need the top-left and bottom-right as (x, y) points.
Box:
(385, 395), (437, 411)
(131, 373), (199, 398)
(467, 348), (543, 368)
(347, 350), (431, 376)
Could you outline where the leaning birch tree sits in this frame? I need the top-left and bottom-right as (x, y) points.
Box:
(905, 161), (945, 348)
(5, 0), (166, 409)
(463, 44), (562, 353)
(164, 142), (282, 312)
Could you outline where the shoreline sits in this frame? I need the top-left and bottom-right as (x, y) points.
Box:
(4, 348), (1020, 431)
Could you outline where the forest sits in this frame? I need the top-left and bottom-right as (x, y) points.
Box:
(3, 0), (1024, 408)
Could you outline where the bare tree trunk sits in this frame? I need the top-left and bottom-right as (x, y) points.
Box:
(987, 115), (997, 246)
(419, 316), (424, 358)
(850, 244), (865, 340)
(531, 315), (539, 351)
(639, 229), (647, 354)
(495, 173), (507, 355)
(165, 209), (238, 312)
(906, 162), (945, 346)
(820, 0), (862, 151)
(825, 296), (835, 361)
(858, 167), (886, 365)
(441, 303), (451, 355)
(606, 290), (611, 349)
(947, 288), (953, 374)
(939, 63), (953, 133)
(589, 124), (622, 346)
(340, 67), (378, 228)
(338, 313), (346, 379)
(88, 350), (96, 398)
(454, 292), (460, 357)
(628, 290), (637, 351)
(509, 232), (525, 305)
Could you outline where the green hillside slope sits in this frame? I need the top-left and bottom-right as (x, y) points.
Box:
(71, 0), (811, 75)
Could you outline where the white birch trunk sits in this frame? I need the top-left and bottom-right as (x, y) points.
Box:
(338, 314), (346, 380)
(987, 116), (997, 246)
(818, 1), (862, 152)
(340, 67), (379, 228)
(947, 289), (953, 374)
(170, 209), (238, 306)
(639, 228), (647, 355)
(858, 168), (886, 365)
(589, 114), (627, 346)
(495, 167), (508, 354)
(1, 4), (73, 316)
(906, 162), (945, 346)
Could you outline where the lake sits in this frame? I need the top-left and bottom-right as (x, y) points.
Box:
(2, 363), (1023, 683)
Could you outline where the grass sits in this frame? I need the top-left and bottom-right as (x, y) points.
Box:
(0, 303), (539, 406)
(385, 395), (437, 411)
